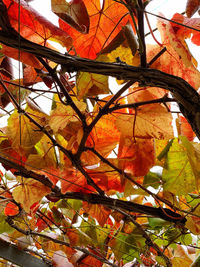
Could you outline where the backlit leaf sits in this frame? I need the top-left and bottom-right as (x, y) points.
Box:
(49, 101), (86, 133)
(78, 249), (103, 267)
(26, 135), (57, 170)
(52, 250), (73, 267)
(178, 116), (195, 141)
(1, 0), (72, 67)
(162, 137), (198, 195)
(151, 15), (200, 89)
(109, 232), (143, 263)
(170, 13), (200, 46)
(76, 72), (109, 99)
(118, 137), (155, 176)
(80, 114), (120, 166)
(88, 160), (124, 193)
(60, 169), (90, 194)
(172, 245), (193, 267)
(12, 178), (51, 213)
(116, 104), (173, 139)
(0, 214), (14, 234)
(4, 202), (19, 216)
(3, 0), (72, 48)
(59, 0), (131, 59)
(83, 202), (111, 227)
(6, 105), (48, 155)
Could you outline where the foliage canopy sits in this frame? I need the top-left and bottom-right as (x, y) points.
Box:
(0, 0), (200, 266)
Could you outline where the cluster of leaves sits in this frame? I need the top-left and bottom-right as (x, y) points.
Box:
(0, 0), (200, 266)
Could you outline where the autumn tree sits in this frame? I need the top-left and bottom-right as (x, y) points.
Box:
(0, 0), (200, 266)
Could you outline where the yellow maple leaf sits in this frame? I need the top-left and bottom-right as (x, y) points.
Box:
(49, 101), (86, 133)
(12, 178), (51, 213)
(115, 104), (173, 140)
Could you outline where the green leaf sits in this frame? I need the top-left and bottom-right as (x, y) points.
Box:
(143, 171), (161, 189)
(163, 228), (181, 243)
(157, 139), (173, 161)
(162, 137), (197, 195)
(110, 232), (145, 263)
(148, 217), (170, 230)
(156, 256), (168, 267)
(0, 215), (14, 234)
(179, 233), (193, 246)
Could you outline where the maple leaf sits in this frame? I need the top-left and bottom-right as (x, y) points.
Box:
(162, 137), (198, 195)
(76, 72), (109, 99)
(115, 104), (173, 139)
(49, 101), (86, 133)
(170, 13), (200, 46)
(4, 202), (19, 216)
(83, 202), (111, 227)
(1, 0), (72, 67)
(59, 0), (131, 59)
(12, 178), (51, 213)
(150, 15), (200, 89)
(118, 137), (155, 176)
(6, 105), (48, 155)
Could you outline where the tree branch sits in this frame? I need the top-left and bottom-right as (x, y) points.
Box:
(0, 154), (186, 223)
(6, 217), (118, 267)
(0, 238), (51, 267)
(57, 192), (186, 224)
(0, 29), (199, 138)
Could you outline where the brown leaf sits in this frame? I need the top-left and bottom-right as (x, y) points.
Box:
(186, 0), (200, 17)
(51, 0), (90, 33)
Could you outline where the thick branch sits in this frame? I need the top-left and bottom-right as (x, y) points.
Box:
(0, 238), (51, 267)
(57, 192), (186, 224)
(0, 154), (186, 223)
(0, 29), (199, 138)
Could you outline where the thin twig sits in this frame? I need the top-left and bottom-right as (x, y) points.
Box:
(6, 218), (118, 267)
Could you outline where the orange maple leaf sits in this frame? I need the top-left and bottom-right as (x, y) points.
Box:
(4, 202), (19, 216)
(118, 137), (155, 177)
(83, 202), (111, 227)
(2, 0), (72, 67)
(59, 0), (131, 59)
